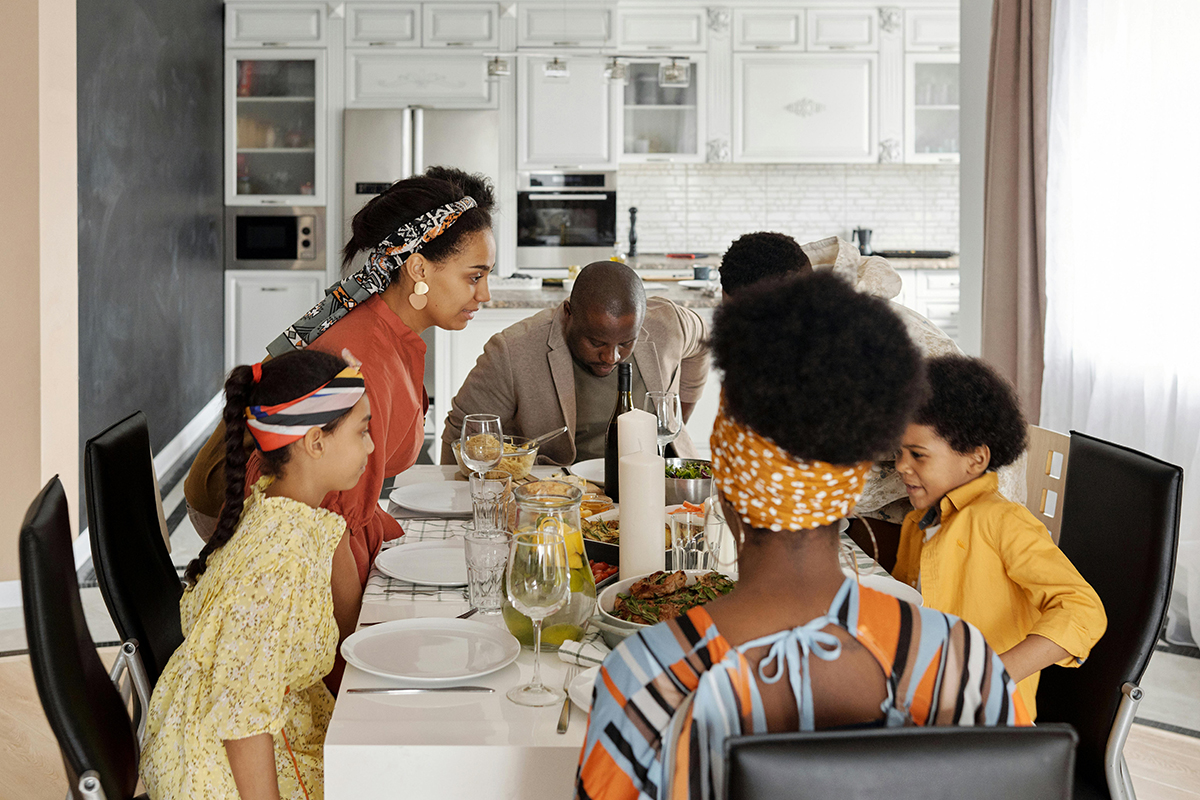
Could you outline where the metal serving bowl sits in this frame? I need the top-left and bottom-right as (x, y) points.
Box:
(664, 458), (714, 505)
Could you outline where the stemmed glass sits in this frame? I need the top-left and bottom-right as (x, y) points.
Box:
(505, 530), (570, 706)
(461, 414), (503, 477)
(644, 391), (683, 457)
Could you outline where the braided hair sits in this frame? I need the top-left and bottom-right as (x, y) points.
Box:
(184, 349), (350, 586)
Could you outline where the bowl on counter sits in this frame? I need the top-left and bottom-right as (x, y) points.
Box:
(664, 458), (714, 505)
(451, 435), (538, 480)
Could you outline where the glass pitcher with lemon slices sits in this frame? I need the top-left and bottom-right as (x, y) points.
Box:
(501, 480), (597, 650)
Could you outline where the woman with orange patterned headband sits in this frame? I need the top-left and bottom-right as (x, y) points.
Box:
(577, 272), (1032, 800)
(142, 350), (371, 800)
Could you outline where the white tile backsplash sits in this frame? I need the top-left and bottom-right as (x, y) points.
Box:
(617, 163), (959, 255)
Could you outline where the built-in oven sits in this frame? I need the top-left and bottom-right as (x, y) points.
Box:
(225, 206), (325, 270)
(516, 172), (616, 270)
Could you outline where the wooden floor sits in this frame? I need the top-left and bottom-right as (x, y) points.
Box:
(1, 651), (1197, 800)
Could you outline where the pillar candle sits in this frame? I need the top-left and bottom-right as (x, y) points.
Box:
(619, 450), (666, 579)
(618, 408), (657, 458)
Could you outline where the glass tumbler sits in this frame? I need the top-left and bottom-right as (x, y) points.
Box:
(470, 469), (512, 531)
(464, 530), (511, 615)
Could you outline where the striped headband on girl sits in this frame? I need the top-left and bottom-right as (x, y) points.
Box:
(266, 197), (478, 357)
(245, 365), (366, 452)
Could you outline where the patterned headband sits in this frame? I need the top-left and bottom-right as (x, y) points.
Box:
(246, 365), (366, 451)
(265, 197), (478, 357)
(710, 401), (871, 532)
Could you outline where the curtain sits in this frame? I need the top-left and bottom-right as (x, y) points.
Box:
(981, 0), (1052, 421)
(1042, 0), (1200, 646)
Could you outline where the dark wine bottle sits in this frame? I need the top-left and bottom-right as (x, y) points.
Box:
(603, 362), (634, 502)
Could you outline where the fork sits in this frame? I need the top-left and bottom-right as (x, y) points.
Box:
(557, 664), (579, 734)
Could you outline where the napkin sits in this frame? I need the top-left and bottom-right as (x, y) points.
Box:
(558, 630), (611, 666)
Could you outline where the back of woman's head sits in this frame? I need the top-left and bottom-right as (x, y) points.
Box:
(342, 165), (496, 272)
(184, 349), (348, 586)
(711, 271), (927, 464)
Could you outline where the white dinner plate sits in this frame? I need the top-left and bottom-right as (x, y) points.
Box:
(375, 540), (468, 586)
(570, 458), (606, 486)
(341, 618), (521, 684)
(389, 481), (473, 516)
(844, 570), (924, 606)
(679, 279), (715, 290)
(569, 665), (601, 711)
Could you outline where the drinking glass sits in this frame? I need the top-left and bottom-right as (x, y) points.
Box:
(703, 495), (734, 572)
(464, 530), (511, 615)
(644, 392), (683, 457)
(505, 530), (570, 706)
(469, 469), (512, 531)
(670, 510), (711, 571)
(461, 414), (503, 476)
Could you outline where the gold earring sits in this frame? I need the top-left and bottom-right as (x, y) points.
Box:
(408, 279), (429, 310)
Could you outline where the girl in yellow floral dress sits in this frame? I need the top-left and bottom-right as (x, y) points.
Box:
(141, 349), (373, 800)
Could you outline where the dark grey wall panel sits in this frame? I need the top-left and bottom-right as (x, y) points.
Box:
(77, 0), (225, 519)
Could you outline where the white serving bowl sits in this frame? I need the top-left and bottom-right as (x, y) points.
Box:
(597, 569), (738, 630)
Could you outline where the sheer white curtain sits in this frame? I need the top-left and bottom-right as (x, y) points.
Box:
(1042, 0), (1200, 645)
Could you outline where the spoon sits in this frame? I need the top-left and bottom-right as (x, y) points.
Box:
(526, 425), (569, 449)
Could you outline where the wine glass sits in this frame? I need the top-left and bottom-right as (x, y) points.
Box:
(505, 530), (570, 706)
(461, 414), (503, 477)
(644, 392), (683, 457)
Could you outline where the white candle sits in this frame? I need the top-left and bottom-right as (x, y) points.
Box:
(619, 450), (666, 579)
(618, 408), (657, 458)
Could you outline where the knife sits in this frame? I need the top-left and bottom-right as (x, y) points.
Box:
(346, 686), (494, 694)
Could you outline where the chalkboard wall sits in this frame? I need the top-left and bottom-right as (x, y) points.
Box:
(77, 0), (225, 520)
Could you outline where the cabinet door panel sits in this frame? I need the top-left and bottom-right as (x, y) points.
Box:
(807, 9), (878, 51)
(423, 3), (499, 48)
(519, 4), (614, 47)
(618, 9), (706, 51)
(733, 9), (805, 51)
(226, 273), (324, 369)
(346, 4), (420, 47)
(519, 57), (616, 168)
(348, 53), (494, 108)
(227, 4), (324, 46)
(734, 54), (877, 162)
(906, 9), (960, 51)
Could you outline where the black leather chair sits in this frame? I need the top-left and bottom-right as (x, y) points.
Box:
(85, 411), (184, 688)
(725, 725), (1078, 800)
(1036, 431), (1183, 800)
(20, 477), (149, 800)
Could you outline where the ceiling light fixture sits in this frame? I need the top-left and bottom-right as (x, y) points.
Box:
(604, 57), (627, 82)
(659, 58), (690, 89)
(487, 57), (510, 78)
(543, 57), (569, 79)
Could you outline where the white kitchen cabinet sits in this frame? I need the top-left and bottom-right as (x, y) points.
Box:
(905, 53), (959, 163)
(226, 3), (325, 47)
(226, 49), (327, 205)
(618, 8), (707, 52)
(622, 58), (706, 163)
(518, 56), (619, 170)
(422, 3), (499, 48)
(347, 52), (495, 108)
(906, 9), (960, 52)
(733, 53), (877, 163)
(518, 3), (615, 48)
(894, 268), (960, 342)
(733, 8), (806, 51)
(225, 271), (326, 370)
(345, 4), (421, 48)
(806, 9), (878, 51)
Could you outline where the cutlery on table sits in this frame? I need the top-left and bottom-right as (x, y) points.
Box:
(358, 607), (477, 629)
(557, 664), (579, 734)
(346, 686), (494, 695)
(527, 425), (570, 450)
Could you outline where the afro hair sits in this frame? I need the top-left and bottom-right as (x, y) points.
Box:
(719, 232), (811, 296)
(915, 355), (1028, 470)
(710, 271), (927, 464)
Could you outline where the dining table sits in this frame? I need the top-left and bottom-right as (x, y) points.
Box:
(322, 464), (899, 800)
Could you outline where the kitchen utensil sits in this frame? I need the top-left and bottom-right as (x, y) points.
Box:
(527, 425), (569, 449)
(851, 228), (874, 256)
(345, 686), (495, 695)
(628, 207), (638, 257)
(693, 265), (713, 280)
(340, 618), (521, 683)
(557, 663), (579, 733)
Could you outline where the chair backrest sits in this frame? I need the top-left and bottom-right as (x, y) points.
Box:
(1036, 431), (1182, 791)
(20, 477), (141, 800)
(85, 411), (184, 687)
(1025, 425), (1071, 544)
(725, 725), (1078, 800)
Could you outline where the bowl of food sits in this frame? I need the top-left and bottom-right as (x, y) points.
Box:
(664, 458), (714, 505)
(598, 569), (737, 629)
(452, 434), (538, 480)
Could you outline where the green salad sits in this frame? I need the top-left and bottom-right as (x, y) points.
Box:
(665, 462), (712, 479)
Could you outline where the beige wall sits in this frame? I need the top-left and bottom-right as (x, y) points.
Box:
(0, 0), (78, 582)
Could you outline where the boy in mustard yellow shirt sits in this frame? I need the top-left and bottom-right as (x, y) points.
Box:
(891, 355), (1106, 719)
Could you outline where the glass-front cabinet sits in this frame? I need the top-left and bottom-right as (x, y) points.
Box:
(621, 58), (705, 163)
(226, 49), (326, 205)
(905, 53), (959, 164)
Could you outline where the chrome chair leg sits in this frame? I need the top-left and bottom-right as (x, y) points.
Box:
(107, 639), (153, 752)
(1105, 682), (1142, 800)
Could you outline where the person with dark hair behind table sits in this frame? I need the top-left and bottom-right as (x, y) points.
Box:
(143, 349), (371, 800)
(184, 167), (497, 685)
(576, 272), (1030, 800)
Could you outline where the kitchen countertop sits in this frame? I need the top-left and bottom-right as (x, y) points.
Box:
(484, 282), (722, 310)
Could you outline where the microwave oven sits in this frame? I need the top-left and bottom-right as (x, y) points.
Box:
(516, 172), (616, 270)
(225, 207), (325, 270)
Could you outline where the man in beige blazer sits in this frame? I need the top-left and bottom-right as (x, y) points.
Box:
(441, 261), (710, 466)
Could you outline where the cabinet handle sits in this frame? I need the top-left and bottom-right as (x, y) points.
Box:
(754, 45), (782, 50)
(259, 199), (285, 204)
(259, 287), (288, 292)
(645, 45), (674, 50)
(645, 157), (674, 163)
(827, 44), (853, 50)
(262, 41), (288, 47)
(938, 44), (957, 51)
(553, 41), (580, 46)
(368, 41), (393, 46)
(444, 41), (472, 47)
(553, 164), (582, 169)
